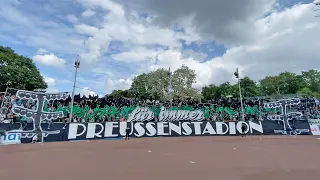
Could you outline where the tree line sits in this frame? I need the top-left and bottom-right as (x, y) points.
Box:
(202, 70), (320, 100)
(111, 68), (320, 100)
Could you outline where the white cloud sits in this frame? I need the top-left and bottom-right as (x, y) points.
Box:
(36, 48), (48, 55)
(77, 73), (133, 95)
(111, 47), (159, 62)
(80, 30), (112, 62)
(105, 78), (132, 93)
(129, 0), (277, 46)
(70, 0), (320, 93)
(78, 0), (125, 16)
(139, 3), (320, 89)
(2, 0), (320, 95)
(0, 1), (30, 25)
(81, 87), (98, 96)
(76, 0), (197, 62)
(304, 22), (318, 29)
(33, 53), (66, 68)
(74, 24), (99, 36)
(82, 9), (96, 17)
(182, 49), (208, 62)
(44, 76), (59, 93)
(67, 14), (78, 23)
(44, 76), (56, 87)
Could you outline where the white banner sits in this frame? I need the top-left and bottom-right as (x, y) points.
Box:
(0, 132), (22, 145)
(308, 119), (320, 135)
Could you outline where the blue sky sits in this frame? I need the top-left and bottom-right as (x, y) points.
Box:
(0, 0), (319, 96)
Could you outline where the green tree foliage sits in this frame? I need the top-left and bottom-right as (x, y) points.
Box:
(301, 69), (320, 93)
(0, 46), (47, 91)
(147, 68), (170, 99)
(129, 65), (199, 100)
(130, 71), (168, 100)
(203, 69), (320, 100)
(171, 65), (199, 99)
(259, 75), (282, 95)
(201, 82), (238, 99)
(298, 87), (319, 98)
(260, 72), (303, 95)
(201, 78), (258, 100)
(240, 77), (259, 97)
(202, 84), (220, 100)
(130, 73), (151, 99)
(108, 89), (131, 98)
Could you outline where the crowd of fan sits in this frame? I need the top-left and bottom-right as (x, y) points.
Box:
(0, 93), (319, 124)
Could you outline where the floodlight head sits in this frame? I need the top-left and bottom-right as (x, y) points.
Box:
(234, 72), (239, 78)
(74, 60), (80, 68)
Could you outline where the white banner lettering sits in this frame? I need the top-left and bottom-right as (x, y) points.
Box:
(127, 106), (205, 122)
(67, 121), (264, 140)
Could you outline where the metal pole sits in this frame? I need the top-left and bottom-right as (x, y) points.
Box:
(237, 69), (245, 121)
(170, 77), (173, 108)
(69, 55), (80, 122)
(305, 97), (308, 119)
(258, 98), (262, 120)
(1, 81), (10, 111)
(168, 67), (173, 108)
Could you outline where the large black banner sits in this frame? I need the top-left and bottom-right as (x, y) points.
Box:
(0, 123), (68, 143)
(67, 121), (263, 140)
(0, 119), (311, 143)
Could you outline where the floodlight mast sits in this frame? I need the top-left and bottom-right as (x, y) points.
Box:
(69, 55), (80, 123)
(168, 67), (173, 108)
(234, 68), (245, 121)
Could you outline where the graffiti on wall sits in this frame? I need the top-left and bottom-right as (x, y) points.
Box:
(9, 90), (68, 138)
(264, 98), (309, 135)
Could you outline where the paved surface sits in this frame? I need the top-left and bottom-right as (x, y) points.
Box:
(1, 136), (320, 180)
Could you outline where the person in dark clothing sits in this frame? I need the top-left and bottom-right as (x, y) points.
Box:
(241, 124), (246, 137)
(290, 125), (297, 136)
(125, 125), (130, 141)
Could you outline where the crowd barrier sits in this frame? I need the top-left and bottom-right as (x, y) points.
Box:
(0, 118), (316, 144)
